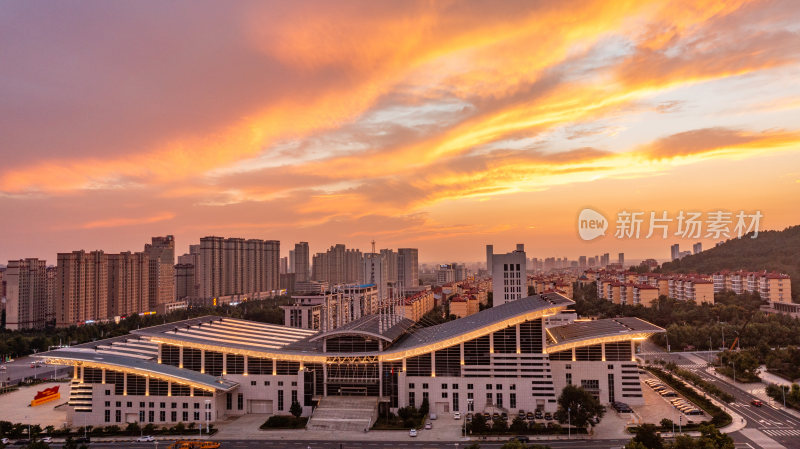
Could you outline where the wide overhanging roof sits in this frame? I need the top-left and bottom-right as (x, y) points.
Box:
(308, 314), (416, 343)
(545, 317), (664, 353)
(38, 293), (575, 370)
(131, 316), (319, 355)
(34, 349), (238, 392)
(381, 293), (573, 360)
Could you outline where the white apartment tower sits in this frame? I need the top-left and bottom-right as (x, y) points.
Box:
(491, 243), (527, 307)
(362, 253), (389, 301)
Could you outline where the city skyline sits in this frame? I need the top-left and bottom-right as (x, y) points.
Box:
(2, 1), (800, 263)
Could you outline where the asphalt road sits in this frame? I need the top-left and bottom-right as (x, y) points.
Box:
(0, 355), (71, 385)
(77, 439), (633, 449)
(648, 349), (800, 449)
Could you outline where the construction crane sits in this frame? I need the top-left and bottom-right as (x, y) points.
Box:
(728, 315), (753, 351)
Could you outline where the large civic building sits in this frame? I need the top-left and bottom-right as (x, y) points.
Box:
(37, 293), (662, 429)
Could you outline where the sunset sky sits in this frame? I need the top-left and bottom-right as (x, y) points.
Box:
(2, 0), (800, 264)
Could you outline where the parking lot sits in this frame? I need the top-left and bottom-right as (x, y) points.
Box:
(634, 374), (709, 426)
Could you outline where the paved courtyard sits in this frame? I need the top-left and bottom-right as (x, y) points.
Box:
(0, 381), (69, 427)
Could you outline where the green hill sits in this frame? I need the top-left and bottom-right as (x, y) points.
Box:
(661, 225), (800, 302)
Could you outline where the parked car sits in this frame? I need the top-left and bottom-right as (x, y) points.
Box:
(425, 421), (432, 430)
(751, 400), (763, 407)
(409, 429), (417, 437)
(534, 410), (543, 420)
(137, 435), (155, 442)
(509, 436), (530, 443)
(0, 365), (6, 371)
(518, 410), (525, 419)
(40, 437), (52, 443)
(501, 412), (508, 421)
(544, 412), (553, 421)
(453, 411), (461, 420)
(492, 412), (500, 421)
(527, 411), (535, 420)
(429, 413), (438, 420)
(466, 412), (473, 422)
(0, 438), (9, 445)
(483, 412), (491, 420)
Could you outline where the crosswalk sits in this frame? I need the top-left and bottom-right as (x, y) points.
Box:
(762, 428), (800, 437)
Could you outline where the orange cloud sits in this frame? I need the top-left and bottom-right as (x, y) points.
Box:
(79, 212), (175, 230)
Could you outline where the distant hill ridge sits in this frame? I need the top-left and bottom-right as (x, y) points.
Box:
(661, 225), (800, 302)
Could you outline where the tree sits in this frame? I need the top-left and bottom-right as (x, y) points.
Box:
(500, 441), (524, 449)
(660, 418), (674, 429)
(509, 417), (527, 433)
(624, 441), (648, 449)
(553, 385), (605, 428)
(492, 417), (508, 433)
(631, 424), (663, 449)
(290, 400), (303, 418)
(465, 444), (481, 449)
(62, 437), (77, 449)
(24, 442), (50, 449)
(125, 422), (140, 435)
(697, 424), (734, 449)
(470, 413), (487, 434)
(419, 397), (429, 417)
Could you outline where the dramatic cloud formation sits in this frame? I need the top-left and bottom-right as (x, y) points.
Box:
(1, 0), (799, 262)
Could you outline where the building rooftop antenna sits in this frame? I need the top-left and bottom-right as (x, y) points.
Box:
(371, 239), (376, 254)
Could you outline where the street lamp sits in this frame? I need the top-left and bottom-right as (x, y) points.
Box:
(567, 407), (571, 440)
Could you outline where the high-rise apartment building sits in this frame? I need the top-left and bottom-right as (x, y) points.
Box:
(486, 245), (493, 275)
(693, 242), (702, 254)
(312, 244), (363, 284)
(491, 244), (527, 307)
(618, 253), (624, 266)
(198, 237), (224, 300)
(45, 266), (57, 323)
(223, 238), (245, 295)
(56, 250), (108, 326)
(144, 235), (175, 309)
(175, 263), (195, 301)
(107, 252), (149, 317)
(397, 248), (419, 289)
(670, 244), (681, 261)
(294, 242), (310, 282)
(196, 236), (280, 300)
(362, 253), (389, 301)
(5, 258), (48, 330)
(380, 249), (397, 284)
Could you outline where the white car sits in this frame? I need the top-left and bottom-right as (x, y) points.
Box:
(409, 429), (417, 437)
(136, 435), (155, 442)
(41, 437), (52, 443)
(1, 438), (10, 444)
(453, 411), (461, 420)
(0, 365), (6, 371)
(424, 421), (432, 429)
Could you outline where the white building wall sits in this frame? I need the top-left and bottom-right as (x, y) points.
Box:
(491, 244), (527, 307)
